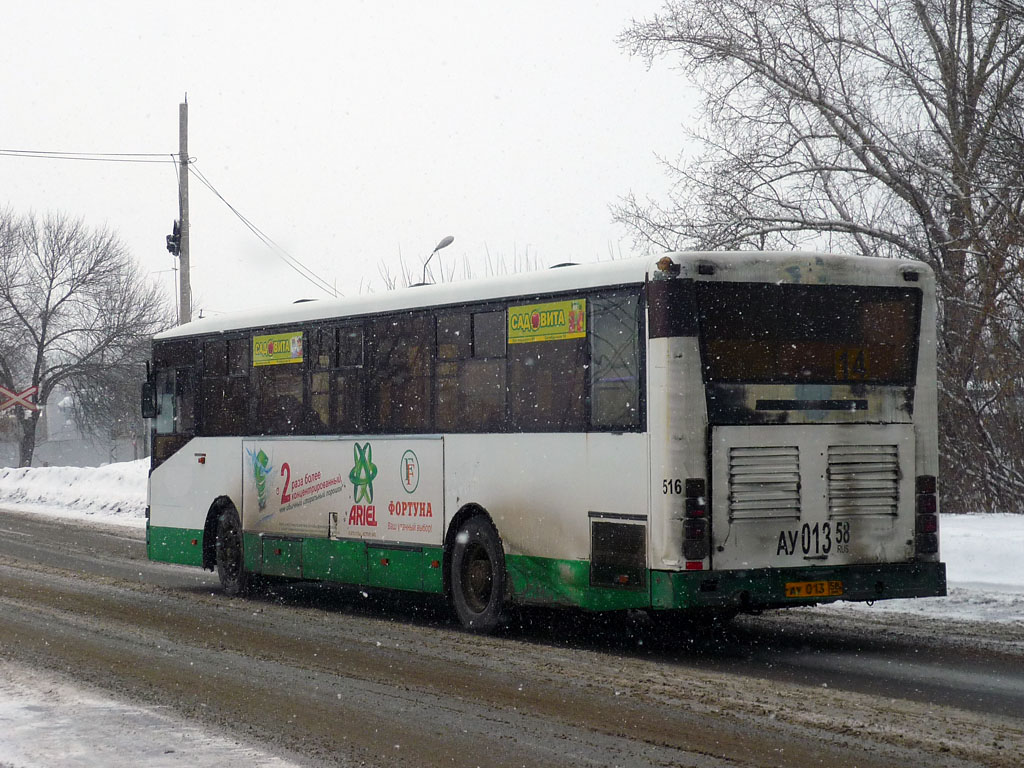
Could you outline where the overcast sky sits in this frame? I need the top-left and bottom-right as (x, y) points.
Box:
(1, 2), (689, 318)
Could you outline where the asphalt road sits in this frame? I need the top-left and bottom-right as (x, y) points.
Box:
(0, 509), (1021, 767)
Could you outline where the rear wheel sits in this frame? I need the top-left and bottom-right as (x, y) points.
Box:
(215, 507), (250, 596)
(450, 516), (507, 633)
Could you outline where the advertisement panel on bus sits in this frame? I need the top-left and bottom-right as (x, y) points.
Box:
(240, 438), (444, 546)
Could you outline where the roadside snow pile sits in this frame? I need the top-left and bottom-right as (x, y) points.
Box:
(0, 459), (148, 526)
(942, 513), (1024, 586)
(823, 513), (1024, 624)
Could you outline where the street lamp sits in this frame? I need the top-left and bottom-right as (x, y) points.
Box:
(419, 235), (455, 286)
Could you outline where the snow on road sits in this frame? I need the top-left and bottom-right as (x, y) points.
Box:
(0, 662), (300, 768)
(0, 460), (300, 768)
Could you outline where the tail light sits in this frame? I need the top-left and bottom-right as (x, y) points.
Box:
(915, 475), (938, 554)
(683, 478), (709, 563)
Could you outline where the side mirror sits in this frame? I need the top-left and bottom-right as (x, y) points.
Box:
(141, 380), (158, 419)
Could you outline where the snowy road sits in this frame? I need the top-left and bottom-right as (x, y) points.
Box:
(0, 660), (301, 768)
(0, 509), (1022, 767)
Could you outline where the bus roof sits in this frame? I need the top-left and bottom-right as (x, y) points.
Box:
(155, 251), (929, 341)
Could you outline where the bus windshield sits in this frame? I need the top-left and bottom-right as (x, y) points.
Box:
(695, 282), (921, 385)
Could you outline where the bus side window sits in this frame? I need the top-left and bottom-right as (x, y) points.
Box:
(202, 337), (250, 435)
(154, 367), (194, 435)
(227, 337), (247, 376)
(255, 363), (305, 434)
(309, 326), (335, 432)
(153, 340), (196, 437)
(590, 293), (641, 429)
(466, 310), (506, 430)
(155, 369), (176, 434)
(435, 313), (470, 431)
(473, 310), (506, 359)
(508, 334), (586, 432)
(307, 323), (365, 435)
(369, 314), (432, 432)
(333, 324), (365, 433)
(176, 367), (195, 433)
(435, 310), (506, 432)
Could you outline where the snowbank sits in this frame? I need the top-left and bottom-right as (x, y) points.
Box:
(832, 513), (1024, 624)
(0, 459), (148, 527)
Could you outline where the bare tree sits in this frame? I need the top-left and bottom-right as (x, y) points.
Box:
(0, 208), (172, 466)
(619, 0), (1024, 512)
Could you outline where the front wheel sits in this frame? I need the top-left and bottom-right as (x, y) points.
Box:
(214, 507), (250, 596)
(449, 517), (507, 633)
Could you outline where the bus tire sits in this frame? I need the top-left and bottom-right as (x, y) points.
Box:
(450, 516), (506, 633)
(214, 506), (250, 596)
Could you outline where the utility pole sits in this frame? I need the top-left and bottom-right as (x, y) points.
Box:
(178, 99), (191, 324)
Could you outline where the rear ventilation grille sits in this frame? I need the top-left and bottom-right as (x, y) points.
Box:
(728, 446), (801, 521)
(827, 445), (899, 516)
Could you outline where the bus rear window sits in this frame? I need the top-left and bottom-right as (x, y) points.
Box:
(695, 282), (920, 385)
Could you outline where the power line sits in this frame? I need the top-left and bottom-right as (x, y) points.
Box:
(189, 163), (338, 297)
(2, 144), (340, 298)
(0, 148), (178, 163)
(0, 148), (172, 156)
(188, 163), (339, 298)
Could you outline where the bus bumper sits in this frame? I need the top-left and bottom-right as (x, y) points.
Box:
(650, 561), (947, 611)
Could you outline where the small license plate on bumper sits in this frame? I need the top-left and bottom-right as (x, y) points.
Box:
(785, 580), (843, 598)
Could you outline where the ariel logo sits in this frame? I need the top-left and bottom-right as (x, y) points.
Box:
(247, 447), (273, 510)
(349, 442), (377, 503)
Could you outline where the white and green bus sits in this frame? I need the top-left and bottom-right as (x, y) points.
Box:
(143, 252), (946, 631)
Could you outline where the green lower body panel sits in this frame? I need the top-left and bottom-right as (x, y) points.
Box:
(148, 525), (204, 567)
(261, 537), (303, 578)
(243, 533), (261, 573)
(505, 554), (651, 612)
(651, 561), (947, 611)
(366, 546), (444, 592)
(149, 524), (944, 616)
(301, 538), (367, 584)
(241, 534), (444, 594)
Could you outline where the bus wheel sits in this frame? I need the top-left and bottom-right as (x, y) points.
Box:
(215, 507), (250, 596)
(450, 517), (506, 633)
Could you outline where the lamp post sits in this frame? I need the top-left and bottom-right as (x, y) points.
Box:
(420, 235), (454, 285)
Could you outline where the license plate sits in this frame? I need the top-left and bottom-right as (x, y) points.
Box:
(785, 580), (843, 598)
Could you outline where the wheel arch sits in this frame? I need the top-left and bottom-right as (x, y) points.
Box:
(201, 495), (239, 571)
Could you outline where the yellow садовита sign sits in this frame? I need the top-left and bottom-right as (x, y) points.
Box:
(508, 299), (586, 344)
(253, 331), (304, 366)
